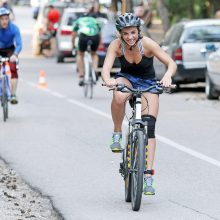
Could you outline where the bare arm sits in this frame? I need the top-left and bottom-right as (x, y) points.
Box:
(72, 32), (77, 48)
(143, 37), (177, 86)
(101, 39), (119, 87)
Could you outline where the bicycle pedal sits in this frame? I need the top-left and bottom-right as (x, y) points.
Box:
(111, 149), (124, 153)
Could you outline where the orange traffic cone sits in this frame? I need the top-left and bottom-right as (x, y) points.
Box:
(5, 62), (11, 76)
(38, 70), (48, 88)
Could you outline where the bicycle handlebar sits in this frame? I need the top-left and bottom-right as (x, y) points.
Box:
(102, 82), (176, 94)
(0, 56), (9, 63)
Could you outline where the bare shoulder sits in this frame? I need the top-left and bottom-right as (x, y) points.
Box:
(108, 38), (122, 56)
(141, 36), (160, 49)
(141, 36), (161, 55)
(109, 38), (121, 48)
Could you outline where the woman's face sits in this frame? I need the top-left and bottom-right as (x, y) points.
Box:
(121, 26), (139, 46)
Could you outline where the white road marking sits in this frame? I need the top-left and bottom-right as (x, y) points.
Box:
(157, 135), (220, 168)
(23, 79), (220, 168)
(50, 91), (66, 99)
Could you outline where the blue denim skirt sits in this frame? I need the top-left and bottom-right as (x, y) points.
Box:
(115, 72), (159, 94)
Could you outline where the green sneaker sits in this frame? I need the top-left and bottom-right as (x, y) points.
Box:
(110, 132), (123, 153)
(143, 176), (155, 195)
(11, 95), (18, 105)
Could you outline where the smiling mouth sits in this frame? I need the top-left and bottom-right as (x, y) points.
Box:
(127, 40), (135, 45)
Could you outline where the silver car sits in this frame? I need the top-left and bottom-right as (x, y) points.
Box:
(56, 7), (86, 63)
(204, 44), (220, 99)
(160, 19), (220, 88)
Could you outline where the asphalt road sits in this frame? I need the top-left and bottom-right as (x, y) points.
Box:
(0, 6), (220, 220)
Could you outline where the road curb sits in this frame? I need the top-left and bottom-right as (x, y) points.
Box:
(0, 157), (64, 220)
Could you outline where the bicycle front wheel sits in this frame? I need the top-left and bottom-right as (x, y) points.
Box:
(124, 134), (132, 202)
(131, 130), (145, 211)
(2, 78), (8, 122)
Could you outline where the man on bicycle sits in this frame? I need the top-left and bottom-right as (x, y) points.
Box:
(101, 13), (176, 195)
(72, 12), (101, 86)
(0, 7), (22, 104)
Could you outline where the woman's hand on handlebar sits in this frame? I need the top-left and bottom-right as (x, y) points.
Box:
(160, 73), (172, 87)
(103, 78), (118, 88)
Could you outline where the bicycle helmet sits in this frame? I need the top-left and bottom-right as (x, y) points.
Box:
(115, 13), (141, 31)
(0, 7), (10, 17)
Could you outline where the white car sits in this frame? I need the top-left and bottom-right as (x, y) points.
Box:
(160, 19), (220, 88)
(204, 44), (220, 99)
(56, 7), (86, 63)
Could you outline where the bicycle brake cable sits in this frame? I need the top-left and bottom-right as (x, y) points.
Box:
(141, 94), (149, 115)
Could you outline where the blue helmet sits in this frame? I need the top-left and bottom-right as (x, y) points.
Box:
(0, 7), (10, 17)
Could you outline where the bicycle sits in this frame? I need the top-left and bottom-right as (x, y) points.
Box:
(82, 40), (97, 99)
(103, 82), (175, 211)
(0, 56), (11, 122)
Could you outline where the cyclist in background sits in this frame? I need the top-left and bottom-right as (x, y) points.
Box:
(101, 13), (176, 195)
(0, 7), (22, 104)
(72, 12), (101, 86)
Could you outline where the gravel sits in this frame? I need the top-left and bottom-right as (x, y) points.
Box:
(0, 158), (63, 220)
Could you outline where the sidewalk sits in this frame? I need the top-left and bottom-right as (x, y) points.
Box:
(0, 158), (63, 220)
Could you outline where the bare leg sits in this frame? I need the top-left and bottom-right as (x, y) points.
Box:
(111, 77), (132, 132)
(49, 37), (56, 57)
(77, 51), (84, 78)
(11, 78), (18, 95)
(141, 93), (159, 174)
(91, 51), (98, 72)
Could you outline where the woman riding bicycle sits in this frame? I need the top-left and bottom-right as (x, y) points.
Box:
(101, 13), (176, 195)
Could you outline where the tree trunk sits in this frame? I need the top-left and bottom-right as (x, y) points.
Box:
(121, 0), (126, 14)
(110, 0), (118, 12)
(157, 0), (170, 32)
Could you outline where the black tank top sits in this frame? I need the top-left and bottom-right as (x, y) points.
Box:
(119, 40), (155, 79)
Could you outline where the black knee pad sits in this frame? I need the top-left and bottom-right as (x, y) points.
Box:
(141, 115), (156, 138)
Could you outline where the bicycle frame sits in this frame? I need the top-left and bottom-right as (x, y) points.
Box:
(127, 93), (148, 172)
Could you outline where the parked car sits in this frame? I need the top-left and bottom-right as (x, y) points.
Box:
(32, 1), (69, 55)
(160, 19), (220, 88)
(203, 44), (220, 99)
(56, 7), (86, 63)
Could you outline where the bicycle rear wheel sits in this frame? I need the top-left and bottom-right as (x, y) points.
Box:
(83, 54), (94, 99)
(83, 70), (94, 99)
(2, 78), (8, 122)
(131, 130), (145, 211)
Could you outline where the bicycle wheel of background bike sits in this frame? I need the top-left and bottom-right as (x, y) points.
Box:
(2, 78), (8, 122)
(83, 69), (94, 99)
(84, 81), (93, 99)
(84, 83), (89, 98)
(131, 130), (145, 211)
